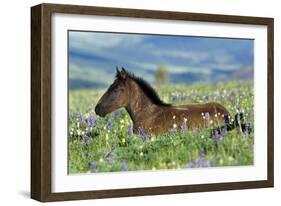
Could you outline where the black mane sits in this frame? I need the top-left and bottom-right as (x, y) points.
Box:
(117, 69), (171, 107)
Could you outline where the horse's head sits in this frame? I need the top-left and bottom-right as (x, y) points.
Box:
(95, 67), (130, 117)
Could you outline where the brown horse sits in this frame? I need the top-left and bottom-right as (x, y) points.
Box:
(95, 67), (229, 135)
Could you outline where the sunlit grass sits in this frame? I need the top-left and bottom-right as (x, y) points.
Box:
(68, 81), (254, 174)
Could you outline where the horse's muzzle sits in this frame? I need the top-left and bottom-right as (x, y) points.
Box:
(95, 104), (106, 117)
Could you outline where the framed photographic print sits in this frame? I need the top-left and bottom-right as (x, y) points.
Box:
(31, 3), (274, 202)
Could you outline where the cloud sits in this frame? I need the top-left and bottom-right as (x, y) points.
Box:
(205, 63), (243, 71)
(149, 46), (240, 70)
(152, 50), (210, 64)
(69, 31), (145, 54)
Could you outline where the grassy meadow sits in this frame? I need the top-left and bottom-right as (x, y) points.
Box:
(68, 81), (254, 174)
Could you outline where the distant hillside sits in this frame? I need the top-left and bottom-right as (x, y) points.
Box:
(69, 53), (253, 89)
(69, 66), (253, 89)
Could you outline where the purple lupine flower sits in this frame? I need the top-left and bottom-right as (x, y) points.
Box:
(108, 151), (115, 164)
(82, 134), (90, 144)
(186, 162), (194, 168)
(199, 149), (205, 158)
(121, 160), (129, 171)
(186, 150), (211, 168)
(179, 95), (188, 101)
(195, 150), (211, 167)
(243, 122), (250, 137)
(127, 124), (133, 136)
(137, 127), (148, 141)
(204, 112), (210, 120)
(104, 119), (112, 129)
(212, 130), (223, 142)
(77, 111), (83, 122)
(171, 94), (189, 101)
(204, 112), (210, 126)
(220, 127), (226, 136)
(182, 95), (188, 100)
(181, 118), (187, 131)
(85, 115), (96, 128)
(108, 144), (116, 164)
(90, 162), (97, 173)
(198, 159), (211, 167)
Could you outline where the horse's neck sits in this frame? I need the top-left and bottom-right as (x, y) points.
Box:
(125, 84), (158, 125)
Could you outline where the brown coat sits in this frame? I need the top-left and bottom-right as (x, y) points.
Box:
(95, 68), (229, 136)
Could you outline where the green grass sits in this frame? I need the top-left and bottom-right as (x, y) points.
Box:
(68, 81), (254, 174)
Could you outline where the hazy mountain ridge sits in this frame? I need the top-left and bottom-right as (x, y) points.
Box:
(69, 62), (253, 89)
(69, 31), (254, 89)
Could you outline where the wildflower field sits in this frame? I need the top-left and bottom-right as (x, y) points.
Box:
(68, 81), (254, 174)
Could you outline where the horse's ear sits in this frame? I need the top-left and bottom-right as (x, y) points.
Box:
(119, 67), (127, 80)
(116, 66), (120, 74)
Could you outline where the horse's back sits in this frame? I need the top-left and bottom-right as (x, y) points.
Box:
(205, 102), (229, 114)
(175, 102), (228, 115)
